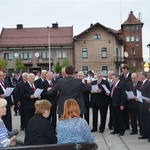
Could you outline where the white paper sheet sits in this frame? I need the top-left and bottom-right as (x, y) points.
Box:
(4, 87), (14, 97)
(136, 90), (143, 103)
(125, 91), (135, 99)
(33, 88), (44, 98)
(91, 85), (99, 93)
(140, 96), (150, 101)
(101, 84), (110, 93)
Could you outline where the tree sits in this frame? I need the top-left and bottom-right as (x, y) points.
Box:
(0, 58), (8, 70)
(15, 58), (26, 72)
(54, 60), (62, 73)
(61, 59), (70, 68)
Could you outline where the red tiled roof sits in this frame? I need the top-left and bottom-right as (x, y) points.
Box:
(122, 11), (143, 26)
(0, 25), (73, 48)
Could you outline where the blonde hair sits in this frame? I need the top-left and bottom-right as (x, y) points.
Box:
(61, 99), (80, 120)
(0, 98), (7, 108)
(35, 100), (52, 114)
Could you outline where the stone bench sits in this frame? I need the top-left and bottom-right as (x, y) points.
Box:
(3, 142), (98, 150)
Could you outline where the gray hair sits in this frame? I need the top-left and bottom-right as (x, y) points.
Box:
(0, 98), (7, 108)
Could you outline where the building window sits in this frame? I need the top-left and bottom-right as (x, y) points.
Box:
(131, 48), (135, 55)
(131, 26), (136, 30)
(101, 48), (107, 58)
(19, 52), (32, 59)
(136, 25), (140, 30)
(131, 36), (135, 42)
(136, 35), (140, 41)
(38, 52), (49, 59)
(57, 50), (67, 59)
(94, 34), (101, 39)
(4, 52), (13, 60)
(124, 26), (129, 31)
(82, 66), (88, 74)
(132, 60), (136, 67)
(102, 66), (108, 76)
(126, 36), (130, 42)
(82, 48), (88, 58)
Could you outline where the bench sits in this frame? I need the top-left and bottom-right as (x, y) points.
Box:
(3, 142), (98, 150)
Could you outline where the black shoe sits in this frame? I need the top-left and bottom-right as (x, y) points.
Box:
(119, 132), (124, 136)
(99, 130), (104, 133)
(109, 126), (113, 130)
(110, 131), (119, 134)
(91, 129), (97, 132)
(148, 139), (150, 142)
(138, 136), (148, 139)
(130, 132), (137, 135)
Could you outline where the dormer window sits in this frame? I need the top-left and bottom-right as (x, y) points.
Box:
(94, 34), (101, 39)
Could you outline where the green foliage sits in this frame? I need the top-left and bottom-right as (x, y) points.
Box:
(54, 60), (62, 73)
(61, 58), (70, 68)
(0, 58), (8, 69)
(15, 58), (26, 72)
(54, 59), (70, 73)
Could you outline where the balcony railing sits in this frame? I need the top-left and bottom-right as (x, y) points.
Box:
(22, 59), (33, 64)
(36, 58), (53, 64)
(114, 56), (125, 63)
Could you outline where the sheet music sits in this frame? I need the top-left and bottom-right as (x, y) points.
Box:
(101, 84), (110, 93)
(4, 87), (14, 97)
(125, 91), (135, 99)
(91, 85), (99, 93)
(34, 88), (44, 98)
(136, 90), (143, 103)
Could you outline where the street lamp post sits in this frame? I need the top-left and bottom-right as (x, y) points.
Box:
(147, 42), (150, 63)
(48, 31), (51, 71)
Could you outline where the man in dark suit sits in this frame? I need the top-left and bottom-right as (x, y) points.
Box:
(21, 73), (41, 133)
(110, 74), (126, 136)
(106, 70), (114, 130)
(34, 70), (47, 89)
(0, 71), (13, 131)
(77, 71), (91, 124)
(137, 72), (150, 140)
(13, 72), (28, 130)
(48, 65), (91, 115)
(126, 73), (142, 135)
(91, 72), (110, 133)
(41, 71), (58, 130)
(119, 65), (132, 130)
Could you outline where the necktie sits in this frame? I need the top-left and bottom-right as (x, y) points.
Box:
(50, 81), (53, 88)
(133, 84), (136, 90)
(1, 82), (6, 89)
(124, 74), (127, 80)
(97, 80), (101, 85)
(31, 83), (35, 91)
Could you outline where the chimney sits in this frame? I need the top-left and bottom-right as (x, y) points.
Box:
(17, 24), (23, 29)
(52, 22), (58, 28)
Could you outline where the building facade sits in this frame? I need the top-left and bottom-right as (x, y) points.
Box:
(0, 23), (73, 75)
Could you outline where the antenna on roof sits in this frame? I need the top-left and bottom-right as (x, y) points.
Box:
(138, 12), (142, 21)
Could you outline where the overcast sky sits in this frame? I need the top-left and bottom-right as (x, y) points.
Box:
(0, 0), (150, 61)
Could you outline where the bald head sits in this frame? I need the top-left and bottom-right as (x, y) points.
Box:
(131, 73), (138, 83)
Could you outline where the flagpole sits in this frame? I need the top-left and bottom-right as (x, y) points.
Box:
(48, 31), (51, 71)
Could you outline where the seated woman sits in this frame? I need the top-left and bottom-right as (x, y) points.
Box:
(57, 99), (94, 143)
(24, 100), (57, 145)
(0, 98), (17, 148)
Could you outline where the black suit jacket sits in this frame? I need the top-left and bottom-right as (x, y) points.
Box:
(91, 79), (109, 107)
(24, 114), (57, 145)
(34, 78), (45, 89)
(139, 79), (150, 113)
(111, 81), (126, 107)
(126, 81), (142, 110)
(21, 82), (38, 109)
(41, 79), (58, 105)
(120, 73), (132, 87)
(48, 76), (91, 115)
